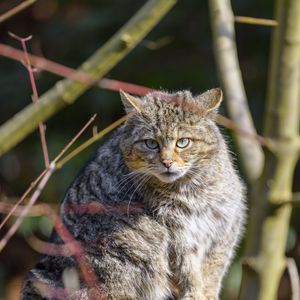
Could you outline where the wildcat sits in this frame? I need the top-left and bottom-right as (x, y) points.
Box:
(22, 88), (246, 300)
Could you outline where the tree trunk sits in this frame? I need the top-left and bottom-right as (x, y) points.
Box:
(239, 0), (300, 299)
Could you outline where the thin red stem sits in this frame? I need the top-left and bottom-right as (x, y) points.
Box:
(9, 33), (50, 167)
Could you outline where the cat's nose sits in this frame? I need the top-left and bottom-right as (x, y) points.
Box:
(161, 159), (173, 169)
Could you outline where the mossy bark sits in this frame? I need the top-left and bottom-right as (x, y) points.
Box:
(239, 0), (300, 299)
(209, 0), (300, 298)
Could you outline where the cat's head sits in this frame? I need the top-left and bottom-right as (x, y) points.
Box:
(120, 89), (223, 184)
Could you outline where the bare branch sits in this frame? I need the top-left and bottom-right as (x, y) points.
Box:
(0, 162), (55, 252)
(235, 16), (278, 27)
(56, 113), (133, 169)
(216, 115), (271, 148)
(40, 205), (103, 293)
(0, 0), (177, 156)
(0, 169), (47, 230)
(53, 114), (97, 164)
(0, 115), (96, 230)
(0, 202), (55, 217)
(0, 43), (153, 95)
(0, 0), (37, 24)
(208, 0), (264, 183)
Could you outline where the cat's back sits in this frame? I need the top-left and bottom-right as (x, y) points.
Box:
(63, 127), (129, 205)
(60, 127), (147, 240)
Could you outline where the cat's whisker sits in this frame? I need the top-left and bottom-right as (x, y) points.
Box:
(120, 171), (150, 203)
(113, 168), (150, 194)
(114, 172), (141, 193)
(126, 174), (150, 216)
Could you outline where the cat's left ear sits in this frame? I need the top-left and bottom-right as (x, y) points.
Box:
(195, 88), (223, 114)
(120, 90), (142, 113)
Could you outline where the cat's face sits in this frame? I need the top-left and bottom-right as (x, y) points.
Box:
(120, 89), (222, 184)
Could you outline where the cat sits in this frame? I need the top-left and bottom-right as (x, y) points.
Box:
(22, 88), (246, 300)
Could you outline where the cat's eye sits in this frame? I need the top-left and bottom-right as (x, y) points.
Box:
(145, 139), (159, 150)
(176, 138), (190, 148)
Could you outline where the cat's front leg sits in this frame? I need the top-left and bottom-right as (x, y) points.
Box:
(201, 222), (242, 300)
(176, 252), (207, 300)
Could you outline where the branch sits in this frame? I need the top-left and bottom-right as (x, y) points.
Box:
(0, 43), (153, 96)
(0, 0), (177, 156)
(235, 16), (278, 27)
(41, 205), (103, 293)
(56, 113), (133, 169)
(0, 114), (96, 231)
(0, 0), (37, 24)
(9, 32), (50, 167)
(208, 0), (264, 183)
(215, 115), (271, 148)
(0, 202), (55, 217)
(0, 162), (55, 252)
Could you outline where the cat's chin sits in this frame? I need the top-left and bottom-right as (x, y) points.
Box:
(155, 172), (183, 183)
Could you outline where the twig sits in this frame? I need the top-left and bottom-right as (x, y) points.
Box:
(235, 16), (278, 27)
(53, 114), (97, 164)
(0, 162), (55, 252)
(56, 113), (133, 169)
(0, 43), (153, 96)
(0, 0), (177, 156)
(27, 234), (77, 256)
(9, 32), (50, 168)
(286, 258), (300, 300)
(141, 36), (173, 50)
(0, 202), (55, 217)
(41, 205), (105, 296)
(216, 115), (270, 148)
(0, 0), (37, 24)
(99, 78), (152, 95)
(0, 169), (47, 230)
(26, 201), (143, 255)
(0, 115), (96, 231)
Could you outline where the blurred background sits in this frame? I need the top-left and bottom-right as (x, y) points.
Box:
(0, 0), (299, 299)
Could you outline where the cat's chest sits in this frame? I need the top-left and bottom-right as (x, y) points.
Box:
(152, 190), (230, 250)
(168, 199), (229, 252)
(172, 213), (213, 253)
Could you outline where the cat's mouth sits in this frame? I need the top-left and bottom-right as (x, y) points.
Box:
(158, 171), (181, 183)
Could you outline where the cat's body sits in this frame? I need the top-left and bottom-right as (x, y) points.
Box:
(22, 89), (246, 300)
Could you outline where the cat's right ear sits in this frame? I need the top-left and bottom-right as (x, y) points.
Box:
(195, 88), (223, 114)
(120, 90), (142, 113)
